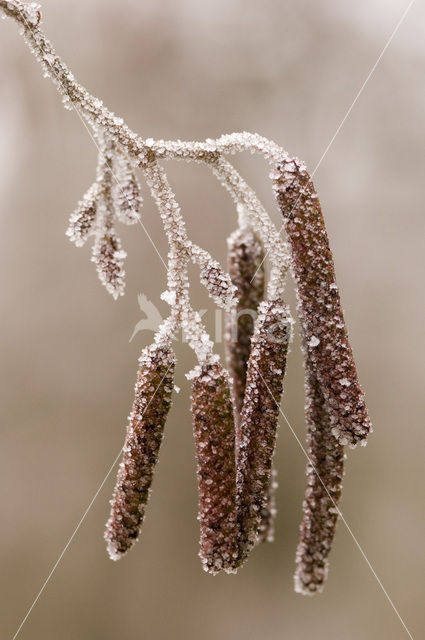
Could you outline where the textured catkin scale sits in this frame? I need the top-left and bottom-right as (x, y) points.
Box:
(66, 182), (99, 247)
(105, 344), (175, 560)
(257, 468), (278, 544)
(272, 161), (371, 447)
(236, 300), (290, 564)
(225, 227), (265, 427)
(190, 362), (238, 575)
(294, 353), (344, 594)
(91, 230), (127, 299)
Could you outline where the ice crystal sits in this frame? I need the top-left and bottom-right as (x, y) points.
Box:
(0, 0), (373, 593)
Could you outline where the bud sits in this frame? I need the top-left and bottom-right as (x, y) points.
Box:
(190, 361), (238, 574)
(272, 161), (371, 447)
(91, 229), (127, 299)
(294, 356), (344, 594)
(190, 244), (238, 310)
(105, 343), (175, 560)
(236, 300), (290, 563)
(66, 182), (99, 247)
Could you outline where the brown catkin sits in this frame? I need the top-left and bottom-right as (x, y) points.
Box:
(236, 300), (290, 564)
(105, 343), (175, 560)
(190, 361), (238, 574)
(272, 160), (371, 447)
(294, 352), (344, 594)
(225, 227), (277, 544)
(226, 227), (265, 426)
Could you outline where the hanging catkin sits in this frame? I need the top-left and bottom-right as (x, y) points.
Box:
(236, 300), (290, 564)
(190, 361), (238, 574)
(105, 343), (175, 560)
(294, 352), (344, 594)
(272, 161), (371, 447)
(226, 226), (265, 425)
(226, 226), (277, 544)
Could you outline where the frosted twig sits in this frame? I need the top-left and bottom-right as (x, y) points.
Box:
(1, 0), (373, 592)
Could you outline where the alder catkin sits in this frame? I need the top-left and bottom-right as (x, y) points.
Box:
(91, 229), (127, 300)
(66, 182), (99, 247)
(226, 226), (278, 544)
(272, 161), (371, 447)
(236, 300), (290, 563)
(112, 150), (143, 225)
(190, 361), (238, 574)
(105, 343), (175, 560)
(226, 227), (265, 425)
(294, 353), (344, 594)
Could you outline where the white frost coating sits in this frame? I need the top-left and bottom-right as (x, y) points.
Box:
(308, 336), (320, 348)
(339, 378), (351, 387)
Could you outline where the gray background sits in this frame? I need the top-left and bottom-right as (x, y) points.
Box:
(0, 1), (424, 638)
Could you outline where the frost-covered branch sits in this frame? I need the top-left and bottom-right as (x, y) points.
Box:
(1, 0), (373, 592)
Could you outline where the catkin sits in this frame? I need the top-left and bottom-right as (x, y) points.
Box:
(294, 353), (344, 594)
(66, 182), (99, 247)
(190, 361), (238, 574)
(112, 150), (143, 225)
(226, 227), (277, 544)
(272, 161), (371, 447)
(91, 230), (127, 300)
(236, 300), (290, 564)
(105, 343), (175, 560)
(226, 227), (265, 426)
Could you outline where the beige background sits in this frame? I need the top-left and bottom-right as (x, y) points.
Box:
(0, 1), (424, 638)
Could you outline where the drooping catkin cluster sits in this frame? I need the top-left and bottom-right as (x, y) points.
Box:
(67, 133), (142, 299)
(1, 0), (374, 594)
(190, 362), (238, 574)
(105, 343), (175, 560)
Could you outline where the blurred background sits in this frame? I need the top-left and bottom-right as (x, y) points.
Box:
(0, 1), (424, 638)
